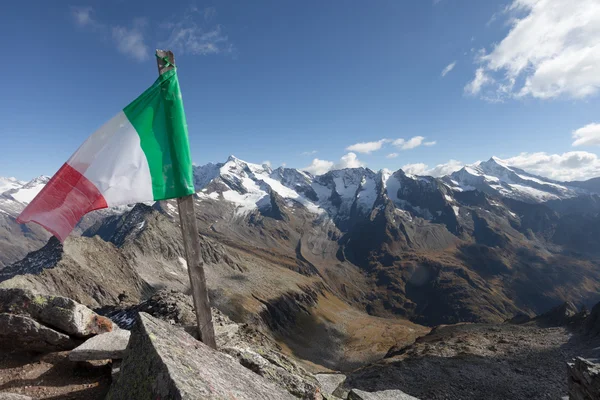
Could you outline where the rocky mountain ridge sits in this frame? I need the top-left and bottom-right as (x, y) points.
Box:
(3, 155), (600, 372)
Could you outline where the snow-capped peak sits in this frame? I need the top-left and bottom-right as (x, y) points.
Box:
(1, 175), (50, 205)
(0, 177), (26, 195)
(447, 157), (583, 203)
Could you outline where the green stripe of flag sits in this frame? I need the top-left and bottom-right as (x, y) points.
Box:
(123, 69), (195, 200)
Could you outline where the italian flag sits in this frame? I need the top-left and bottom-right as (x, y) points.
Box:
(17, 69), (194, 241)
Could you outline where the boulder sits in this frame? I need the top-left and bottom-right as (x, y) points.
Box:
(0, 313), (78, 352)
(533, 301), (583, 327)
(348, 389), (420, 400)
(106, 312), (295, 399)
(315, 374), (346, 397)
(69, 329), (131, 361)
(0, 288), (114, 337)
(567, 357), (600, 400)
(103, 289), (320, 398)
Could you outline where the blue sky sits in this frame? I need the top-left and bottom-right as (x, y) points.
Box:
(2, 0), (600, 181)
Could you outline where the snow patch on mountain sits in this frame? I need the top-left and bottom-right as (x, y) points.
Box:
(448, 157), (585, 203)
(4, 176), (50, 204)
(0, 177), (26, 194)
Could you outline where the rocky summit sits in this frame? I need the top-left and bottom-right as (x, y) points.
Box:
(106, 312), (295, 400)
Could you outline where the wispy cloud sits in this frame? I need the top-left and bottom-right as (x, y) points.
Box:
(301, 150), (318, 156)
(71, 6), (95, 27)
(467, 0), (600, 100)
(160, 7), (232, 56)
(572, 123), (600, 147)
(346, 139), (388, 154)
(464, 68), (492, 96)
(393, 136), (435, 150)
(70, 6), (231, 62)
(112, 19), (149, 62)
(386, 153), (399, 159)
(441, 61), (456, 77)
(70, 8), (149, 62)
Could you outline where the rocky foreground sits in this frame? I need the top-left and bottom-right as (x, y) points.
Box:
(0, 288), (599, 399)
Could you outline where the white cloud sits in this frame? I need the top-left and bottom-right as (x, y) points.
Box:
(424, 141), (437, 146)
(262, 160), (271, 167)
(71, 6), (95, 27)
(393, 136), (428, 150)
(402, 163), (429, 175)
(301, 150), (318, 156)
(468, 0), (600, 100)
(337, 152), (365, 169)
(160, 8), (232, 56)
(465, 68), (492, 96)
(346, 139), (388, 154)
(386, 153), (399, 159)
(303, 159), (335, 175)
(402, 159), (464, 177)
(71, 9), (149, 62)
(112, 21), (149, 62)
(302, 152), (365, 175)
(499, 151), (600, 181)
(572, 123), (600, 147)
(441, 61), (457, 77)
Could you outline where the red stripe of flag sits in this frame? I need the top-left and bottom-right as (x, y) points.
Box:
(17, 163), (108, 242)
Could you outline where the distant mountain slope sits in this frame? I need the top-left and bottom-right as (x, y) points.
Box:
(445, 157), (587, 202)
(4, 155), (600, 329)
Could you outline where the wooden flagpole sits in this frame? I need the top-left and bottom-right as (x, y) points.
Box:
(156, 49), (217, 349)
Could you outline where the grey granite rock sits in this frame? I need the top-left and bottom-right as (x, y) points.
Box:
(348, 389), (420, 400)
(106, 312), (295, 400)
(69, 329), (130, 361)
(567, 357), (600, 400)
(0, 288), (114, 338)
(221, 346), (320, 399)
(0, 393), (33, 400)
(315, 374), (346, 397)
(0, 313), (78, 352)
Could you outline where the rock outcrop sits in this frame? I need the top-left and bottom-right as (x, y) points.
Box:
(0, 288), (115, 353)
(0, 313), (78, 352)
(567, 357), (600, 400)
(106, 312), (295, 400)
(69, 330), (131, 361)
(101, 289), (321, 398)
(533, 301), (585, 328)
(0, 288), (115, 338)
(315, 374), (346, 398)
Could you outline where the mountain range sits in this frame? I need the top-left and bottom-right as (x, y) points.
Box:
(1, 155), (600, 370)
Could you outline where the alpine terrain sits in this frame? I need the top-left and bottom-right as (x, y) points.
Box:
(2, 155), (600, 399)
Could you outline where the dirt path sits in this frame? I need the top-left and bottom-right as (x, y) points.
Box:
(0, 351), (111, 399)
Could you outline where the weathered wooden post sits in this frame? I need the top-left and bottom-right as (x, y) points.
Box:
(156, 49), (217, 349)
